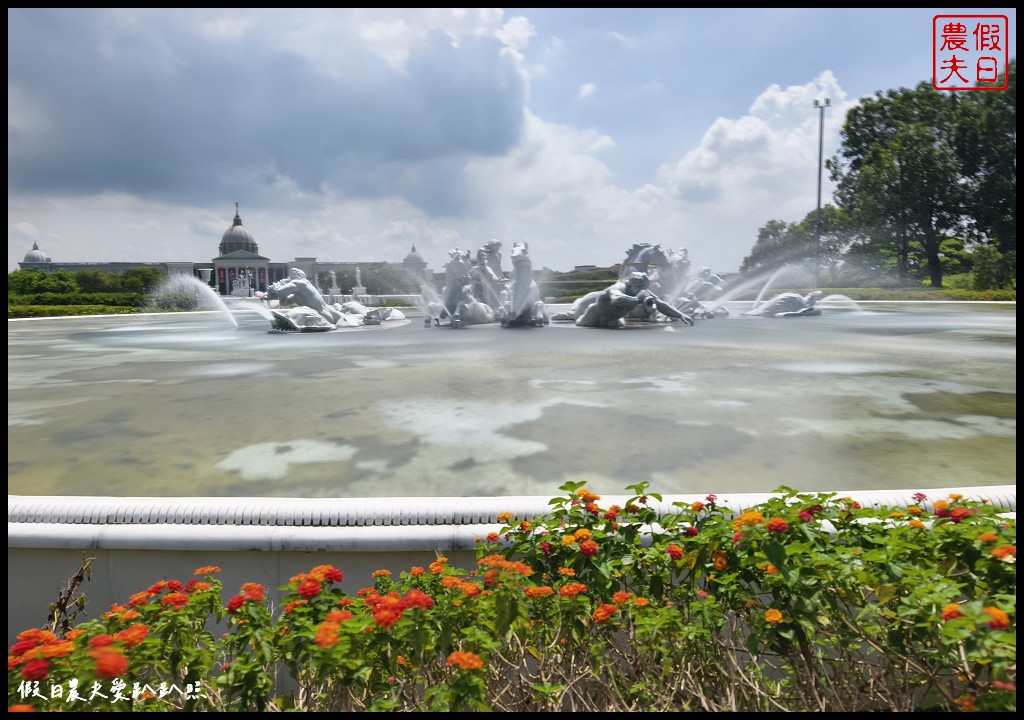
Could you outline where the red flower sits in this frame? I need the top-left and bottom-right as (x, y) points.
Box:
(20, 660), (49, 682)
(402, 589), (434, 610)
(766, 517), (789, 534)
(539, 541), (552, 555)
(579, 539), (599, 557)
(684, 527), (699, 537)
(297, 579), (322, 599)
(592, 603), (617, 623)
(165, 580), (183, 592)
(941, 603), (964, 621)
(949, 507), (972, 524)
(88, 634), (116, 648)
(226, 595), (245, 613)
(665, 544), (683, 561)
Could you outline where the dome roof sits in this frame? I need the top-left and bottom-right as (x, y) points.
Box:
(219, 203), (259, 256)
(403, 244), (424, 264)
(23, 242), (47, 263)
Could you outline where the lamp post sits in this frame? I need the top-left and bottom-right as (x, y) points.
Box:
(813, 98), (830, 287)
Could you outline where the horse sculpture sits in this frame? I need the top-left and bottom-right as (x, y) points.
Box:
(469, 240), (508, 311)
(426, 249), (494, 328)
(742, 290), (823, 317)
(499, 242), (549, 328)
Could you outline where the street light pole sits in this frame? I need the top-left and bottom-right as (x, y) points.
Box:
(813, 98), (830, 287)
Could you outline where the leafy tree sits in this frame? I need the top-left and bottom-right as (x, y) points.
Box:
(8, 268), (51, 295)
(831, 85), (965, 287)
(952, 60), (1016, 256)
(74, 269), (123, 293)
(121, 268), (165, 293)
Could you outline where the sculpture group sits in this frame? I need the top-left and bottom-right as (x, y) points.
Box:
(262, 242), (825, 333)
(265, 269), (406, 332)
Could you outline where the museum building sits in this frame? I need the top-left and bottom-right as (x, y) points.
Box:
(18, 204), (431, 296)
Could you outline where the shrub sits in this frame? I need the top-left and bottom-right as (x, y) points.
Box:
(7, 483), (1016, 712)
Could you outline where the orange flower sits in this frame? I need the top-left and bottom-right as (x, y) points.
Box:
(612, 590), (633, 605)
(592, 603), (618, 623)
(241, 583), (266, 602)
(579, 539), (599, 557)
(194, 565), (222, 575)
(712, 552), (728, 571)
(982, 607), (1010, 630)
(409, 566), (426, 576)
(731, 511), (764, 529)
(90, 647), (129, 679)
(559, 582), (587, 598)
(764, 608), (783, 625)
(496, 512), (512, 523)
(991, 545), (1016, 561)
(447, 651), (484, 671)
(690, 501), (704, 512)
(113, 624), (149, 648)
(8, 705), (35, 712)
(440, 576), (462, 590)
(310, 564), (344, 583)
(557, 567), (576, 577)
(977, 533), (998, 543)
(313, 622), (341, 648)
(160, 592), (190, 609)
(561, 535), (576, 547)
(953, 695), (976, 712)
(372, 569), (392, 578)
(632, 597), (650, 608)
(37, 642), (74, 659)
(486, 532), (500, 542)
(908, 519), (926, 529)
(524, 586), (555, 598)
(458, 582), (481, 598)
(665, 544), (683, 561)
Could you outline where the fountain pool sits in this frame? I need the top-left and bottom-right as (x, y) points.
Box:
(7, 301), (1015, 499)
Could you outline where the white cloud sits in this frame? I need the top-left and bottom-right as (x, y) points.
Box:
(578, 82), (596, 99)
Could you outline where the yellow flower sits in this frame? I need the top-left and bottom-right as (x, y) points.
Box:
(764, 608), (784, 625)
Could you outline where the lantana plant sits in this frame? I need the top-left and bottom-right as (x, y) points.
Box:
(8, 482), (1016, 712)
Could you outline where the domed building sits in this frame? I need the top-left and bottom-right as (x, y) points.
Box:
(209, 203), (271, 296)
(402, 244), (428, 281)
(23, 242), (49, 264)
(16, 204), (433, 298)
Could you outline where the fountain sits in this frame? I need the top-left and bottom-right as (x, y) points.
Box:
(147, 273), (239, 328)
(7, 283), (1016, 645)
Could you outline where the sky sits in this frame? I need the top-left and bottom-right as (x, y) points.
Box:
(8, 8), (1017, 275)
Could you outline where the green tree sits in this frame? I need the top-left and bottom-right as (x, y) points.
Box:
(8, 268), (51, 295)
(121, 268), (165, 293)
(75, 269), (123, 293)
(952, 60), (1016, 257)
(831, 84), (965, 287)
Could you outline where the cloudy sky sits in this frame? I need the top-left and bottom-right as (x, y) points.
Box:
(8, 8), (1017, 274)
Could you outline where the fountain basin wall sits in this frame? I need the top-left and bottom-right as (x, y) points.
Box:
(8, 486), (1016, 644)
